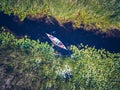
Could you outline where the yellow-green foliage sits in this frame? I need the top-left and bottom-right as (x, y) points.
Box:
(0, 28), (120, 89)
(0, 0), (120, 31)
(70, 45), (120, 89)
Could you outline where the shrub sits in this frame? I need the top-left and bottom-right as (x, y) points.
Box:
(0, 28), (120, 89)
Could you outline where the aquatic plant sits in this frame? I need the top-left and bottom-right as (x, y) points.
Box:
(0, 0), (120, 31)
(0, 27), (120, 89)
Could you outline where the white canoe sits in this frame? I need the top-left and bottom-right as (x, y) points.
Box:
(46, 33), (67, 50)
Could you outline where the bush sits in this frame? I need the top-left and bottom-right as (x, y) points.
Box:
(0, 28), (120, 89)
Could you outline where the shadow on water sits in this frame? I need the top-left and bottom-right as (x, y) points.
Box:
(0, 12), (120, 55)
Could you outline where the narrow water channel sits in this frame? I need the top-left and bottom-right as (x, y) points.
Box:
(0, 12), (120, 55)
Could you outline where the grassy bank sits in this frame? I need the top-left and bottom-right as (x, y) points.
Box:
(0, 27), (120, 89)
(0, 0), (120, 31)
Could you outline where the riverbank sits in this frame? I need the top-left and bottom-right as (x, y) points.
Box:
(0, 0), (120, 31)
(0, 28), (120, 89)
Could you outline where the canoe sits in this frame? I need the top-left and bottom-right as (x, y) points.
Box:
(46, 33), (67, 50)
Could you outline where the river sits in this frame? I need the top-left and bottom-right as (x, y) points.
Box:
(0, 12), (120, 55)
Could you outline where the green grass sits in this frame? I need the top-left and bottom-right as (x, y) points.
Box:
(0, 0), (120, 31)
(0, 27), (120, 89)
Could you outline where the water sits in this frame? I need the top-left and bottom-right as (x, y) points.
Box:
(0, 12), (120, 55)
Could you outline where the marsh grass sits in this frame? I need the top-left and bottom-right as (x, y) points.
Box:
(0, 0), (120, 31)
(0, 27), (120, 89)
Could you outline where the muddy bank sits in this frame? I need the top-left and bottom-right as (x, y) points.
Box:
(0, 12), (120, 54)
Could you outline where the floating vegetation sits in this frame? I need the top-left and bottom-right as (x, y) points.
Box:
(0, 27), (120, 89)
(0, 0), (120, 31)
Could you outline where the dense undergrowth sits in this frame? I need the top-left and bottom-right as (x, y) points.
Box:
(0, 27), (120, 89)
(0, 0), (120, 31)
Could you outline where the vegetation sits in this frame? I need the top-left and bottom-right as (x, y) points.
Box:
(0, 27), (120, 89)
(0, 0), (120, 31)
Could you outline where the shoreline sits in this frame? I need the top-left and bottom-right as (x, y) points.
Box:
(0, 0), (120, 31)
